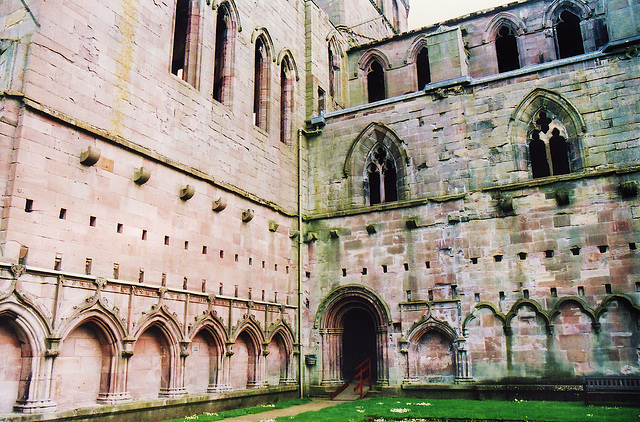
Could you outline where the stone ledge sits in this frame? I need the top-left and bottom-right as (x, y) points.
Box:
(2, 386), (298, 422)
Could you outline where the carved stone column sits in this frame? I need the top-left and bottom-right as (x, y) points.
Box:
(320, 328), (342, 386)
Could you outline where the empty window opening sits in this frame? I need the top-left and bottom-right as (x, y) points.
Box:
(234, 285), (238, 297)
(85, 258), (92, 275)
(280, 56), (294, 144)
(220, 250), (224, 259)
(367, 145), (397, 205)
(171, 0), (198, 83)
(164, 236), (170, 246)
(249, 257), (253, 265)
(142, 229), (147, 240)
(184, 241), (189, 250)
(518, 252), (527, 260)
(403, 263), (409, 271)
(474, 293), (480, 302)
(285, 266), (289, 274)
(59, 208), (67, 219)
(213, 3), (233, 104)
(406, 290), (412, 302)
(630, 242), (637, 250)
(416, 47), (431, 90)
(202, 245), (207, 254)
(425, 261), (431, 269)
(219, 282), (223, 295)
(577, 286), (585, 296)
(161, 273), (166, 286)
(262, 260), (266, 268)
(113, 263), (119, 279)
(494, 254), (503, 262)
(499, 291), (505, 301)
(253, 36), (269, 130)
(201, 279), (206, 293)
(54, 254), (62, 271)
(362, 267), (367, 275)
(529, 112), (571, 178)
(24, 199), (33, 213)
(636, 282), (640, 293)
(556, 10), (584, 59)
(117, 223), (123, 234)
(305, 271), (311, 278)
(550, 287), (557, 297)
(183, 277), (188, 290)
(317, 87), (326, 115)
(234, 254), (238, 262)
(248, 288), (252, 299)
(274, 264), (278, 271)
(451, 285), (458, 299)
(495, 25), (520, 73)
(328, 45), (340, 99)
(382, 264), (388, 273)
(545, 249), (555, 258)
(428, 289), (434, 301)
(523, 289), (529, 299)
(342, 268), (347, 277)
(598, 245), (609, 253)
(90, 216), (97, 227)
(391, 0), (400, 31)
(139, 269), (145, 284)
(470, 257), (479, 265)
(605, 283), (612, 294)
(274, 292), (278, 302)
(570, 246), (581, 256)
(261, 289), (265, 301)
(367, 60), (386, 103)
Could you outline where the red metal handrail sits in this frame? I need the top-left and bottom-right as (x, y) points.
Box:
(353, 357), (372, 398)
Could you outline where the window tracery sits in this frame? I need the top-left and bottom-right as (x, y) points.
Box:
(365, 145), (397, 205)
(528, 111), (571, 178)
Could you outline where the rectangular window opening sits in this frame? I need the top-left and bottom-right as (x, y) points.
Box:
(90, 216), (97, 227)
(451, 285), (458, 299)
(403, 263), (409, 271)
(59, 208), (67, 219)
(220, 250), (224, 259)
(428, 289), (434, 301)
(85, 258), (92, 275)
(382, 264), (388, 273)
(164, 236), (170, 246)
(183, 277), (188, 290)
(577, 286), (585, 296)
(234, 254), (239, 262)
(550, 287), (557, 297)
(113, 263), (119, 279)
(425, 261), (431, 269)
(202, 245), (208, 255)
(184, 241), (189, 250)
(342, 268), (347, 277)
(494, 254), (503, 262)
(54, 254), (62, 271)
(201, 279), (206, 293)
(406, 290), (412, 302)
(630, 242), (637, 251)
(305, 271), (311, 278)
(598, 245), (609, 253)
(474, 293), (480, 302)
(605, 283), (612, 294)
(142, 229), (147, 240)
(499, 291), (505, 301)
(219, 283), (223, 295)
(470, 257), (478, 264)
(234, 285), (238, 298)
(249, 257), (253, 265)
(545, 250), (554, 258)
(362, 267), (367, 275)
(523, 289), (529, 299)
(139, 269), (145, 284)
(117, 223), (123, 234)
(24, 199), (33, 213)
(161, 273), (166, 286)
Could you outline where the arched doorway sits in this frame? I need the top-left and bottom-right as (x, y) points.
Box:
(342, 308), (377, 381)
(316, 285), (390, 386)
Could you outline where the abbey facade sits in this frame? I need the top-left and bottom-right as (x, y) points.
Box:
(0, 0), (639, 420)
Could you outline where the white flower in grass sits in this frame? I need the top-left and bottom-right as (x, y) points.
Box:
(357, 409), (365, 413)
(390, 408), (410, 413)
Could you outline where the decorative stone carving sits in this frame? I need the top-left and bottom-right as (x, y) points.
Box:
(241, 209), (254, 222)
(133, 167), (151, 185)
(212, 197), (227, 212)
(180, 184), (195, 201)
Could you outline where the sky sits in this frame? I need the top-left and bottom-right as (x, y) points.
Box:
(408, 0), (513, 29)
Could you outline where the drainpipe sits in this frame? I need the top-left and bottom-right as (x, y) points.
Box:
(297, 128), (303, 398)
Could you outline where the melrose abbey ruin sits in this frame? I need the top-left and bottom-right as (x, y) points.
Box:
(1, 0), (640, 419)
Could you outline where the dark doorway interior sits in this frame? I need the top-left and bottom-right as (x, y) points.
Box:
(342, 308), (377, 382)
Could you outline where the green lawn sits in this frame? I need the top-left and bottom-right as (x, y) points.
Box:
(167, 397), (639, 422)
(278, 398), (639, 422)
(164, 398), (311, 422)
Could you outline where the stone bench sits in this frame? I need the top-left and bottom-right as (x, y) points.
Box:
(583, 375), (640, 405)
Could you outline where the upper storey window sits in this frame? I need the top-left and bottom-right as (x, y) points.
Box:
(528, 112), (571, 178)
(171, 0), (199, 85)
(280, 56), (294, 145)
(391, 0), (400, 31)
(253, 36), (270, 130)
(416, 47), (431, 90)
(367, 61), (386, 103)
(495, 25), (520, 73)
(213, 3), (235, 104)
(556, 10), (585, 59)
(366, 146), (397, 205)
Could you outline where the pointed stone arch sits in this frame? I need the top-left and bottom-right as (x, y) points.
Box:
(357, 49), (391, 71)
(406, 316), (460, 382)
(462, 301), (507, 336)
(343, 122), (410, 205)
(549, 296), (597, 331)
(231, 315), (265, 389)
(265, 320), (296, 385)
(187, 311), (228, 393)
(505, 299), (551, 334)
(315, 284), (390, 386)
(0, 296), (52, 413)
(212, 0), (239, 105)
(251, 27), (275, 62)
(211, 0), (242, 32)
(483, 12), (526, 44)
(544, 0), (592, 28)
(509, 88), (586, 175)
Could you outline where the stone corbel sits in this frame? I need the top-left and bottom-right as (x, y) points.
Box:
(133, 167), (151, 185)
(46, 336), (62, 357)
(242, 209), (254, 222)
(122, 338), (135, 358)
(180, 339), (192, 358)
(80, 146), (101, 166)
(269, 220), (279, 232)
(212, 197), (227, 212)
(180, 185), (195, 201)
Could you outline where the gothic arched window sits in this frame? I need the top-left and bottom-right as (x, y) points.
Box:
(280, 56), (294, 145)
(367, 61), (386, 103)
(416, 47), (431, 90)
(171, 0), (199, 85)
(213, 3), (235, 104)
(556, 10), (584, 59)
(495, 25), (520, 73)
(366, 146), (397, 205)
(253, 36), (270, 130)
(527, 111), (571, 178)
